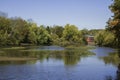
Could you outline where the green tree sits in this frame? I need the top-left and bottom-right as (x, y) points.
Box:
(63, 24), (78, 42)
(62, 24), (84, 46)
(0, 17), (11, 33)
(46, 26), (52, 34)
(81, 28), (89, 36)
(94, 31), (104, 46)
(51, 25), (64, 38)
(95, 30), (115, 47)
(10, 17), (30, 44)
(107, 0), (120, 47)
(0, 17), (11, 46)
(35, 26), (52, 45)
(28, 23), (37, 44)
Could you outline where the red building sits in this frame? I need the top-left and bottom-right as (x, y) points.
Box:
(86, 36), (95, 45)
(87, 36), (94, 42)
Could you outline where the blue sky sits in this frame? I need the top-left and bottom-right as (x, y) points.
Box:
(0, 0), (112, 29)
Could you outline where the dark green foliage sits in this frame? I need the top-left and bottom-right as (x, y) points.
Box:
(0, 17), (11, 46)
(94, 30), (115, 47)
(62, 24), (84, 46)
(107, 0), (120, 48)
(0, 16), (54, 46)
(0, 14), (103, 46)
(51, 25), (64, 38)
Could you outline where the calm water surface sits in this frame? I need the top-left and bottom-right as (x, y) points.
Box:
(0, 46), (120, 80)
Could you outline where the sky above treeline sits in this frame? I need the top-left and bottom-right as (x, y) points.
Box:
(0, 0), (112, 29)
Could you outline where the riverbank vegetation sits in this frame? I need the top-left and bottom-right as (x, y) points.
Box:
(0, 14), (118, 48)
(0, 14), (101, 47)
(94, 30), (115, 47)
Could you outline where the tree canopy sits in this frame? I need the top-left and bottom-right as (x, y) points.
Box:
(0, 15), (92, 46)
(107, 0), (120, 47)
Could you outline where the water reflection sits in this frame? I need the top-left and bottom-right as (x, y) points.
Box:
(116, 50), (120, 80)
(0, 46), (93, 66)
(36, 46), (65, 51)
(0, 60), (36, 65)
(63, 50), (80, 66)
(99, 49), (120, 80)
(63, 50), (92, 66)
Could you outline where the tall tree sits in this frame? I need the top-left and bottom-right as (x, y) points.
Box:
(0, 17), (11, 46)
(94, 30), (115, 47)
(63, 24), (82, 45)
(10, 17), (30, 44)
(51, 25), (64, 38)
(28, 23), (38, 44)
(107, 0), (120, 47)
(63, 24), (78, 41)
(35, 26), (52, 45)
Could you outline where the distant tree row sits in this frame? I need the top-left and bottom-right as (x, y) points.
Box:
(0, 15), (102, 46)
(0, 16), (52, 46)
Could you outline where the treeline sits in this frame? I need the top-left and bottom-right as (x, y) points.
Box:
(94, 30), (115, 47)
(0, 15), (105, 47)
(0, 15), (117, 47)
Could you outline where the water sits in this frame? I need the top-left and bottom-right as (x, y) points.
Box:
(36, 46), (64, 51)
(0, 46), (120, 80)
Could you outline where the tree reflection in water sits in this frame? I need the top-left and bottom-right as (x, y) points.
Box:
(99, 49), (120, 80)
(116, 50), (120, 80)
(0, 47), (93, 66)
(0, 60), (37, 65)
